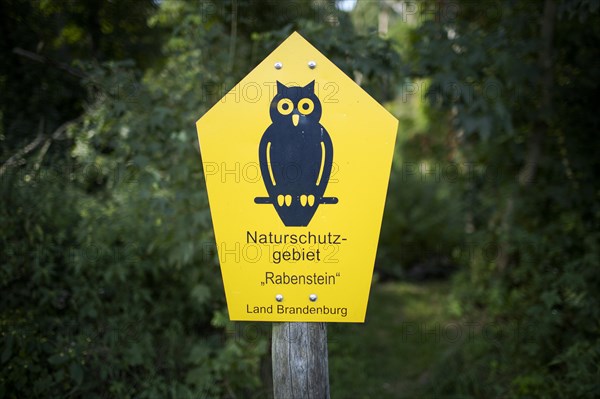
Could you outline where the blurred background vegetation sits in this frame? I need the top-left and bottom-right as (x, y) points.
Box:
(1, 0), (598, 398)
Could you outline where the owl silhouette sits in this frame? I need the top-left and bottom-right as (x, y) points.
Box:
(254, 80), (338, 226)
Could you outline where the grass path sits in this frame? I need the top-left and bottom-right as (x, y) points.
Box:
(328, 281), (457, 399)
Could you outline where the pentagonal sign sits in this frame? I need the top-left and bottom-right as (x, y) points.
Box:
(196, 32), (397, 322)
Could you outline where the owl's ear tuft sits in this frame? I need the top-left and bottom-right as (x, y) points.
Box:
(276, 81), (286, 94)
(305, 80), (315, 93)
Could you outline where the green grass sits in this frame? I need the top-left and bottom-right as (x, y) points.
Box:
(328, 280), (459, 399)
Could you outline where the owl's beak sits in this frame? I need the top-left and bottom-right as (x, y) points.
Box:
(292, 114), (299, 126)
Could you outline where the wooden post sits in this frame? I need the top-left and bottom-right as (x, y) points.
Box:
(272, 322), (330, 399)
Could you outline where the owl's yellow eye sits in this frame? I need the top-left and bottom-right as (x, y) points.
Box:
(298, 98), (314, 115)
(277, 98), (293, 115)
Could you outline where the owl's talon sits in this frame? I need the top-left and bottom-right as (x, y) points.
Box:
(285, 195), (292, 206)
(308, 195), (315, 206)
(277, 195), (284, 206)
(300, 195), (307, 206)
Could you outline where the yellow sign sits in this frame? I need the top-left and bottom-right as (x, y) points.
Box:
(196, 32), (398, 322)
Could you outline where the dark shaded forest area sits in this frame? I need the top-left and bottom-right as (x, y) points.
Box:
(1, 1), (598, 398)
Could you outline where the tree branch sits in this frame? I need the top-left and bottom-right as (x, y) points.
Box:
(498, 0), (556, 272)
(0, 115), (84, 177)
(517, 0), (556, 187)
(13, 47), (87, 79)
(0, 119), (45, 176)
(227, 0), (238, 74)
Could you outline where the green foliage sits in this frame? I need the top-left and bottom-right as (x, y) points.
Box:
(2, 2), (251, 397)
(403, 1), (600, 398)
(377, 166), (464, 280)
(0, 0), (160, 159)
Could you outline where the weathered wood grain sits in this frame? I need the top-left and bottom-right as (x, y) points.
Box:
(272, 322), (330, 399)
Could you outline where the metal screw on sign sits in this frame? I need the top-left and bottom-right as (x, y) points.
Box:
(308, 61), (317, 69)
(309, 294), (318, 302)
(275, 294), (283, 302)
(274, 62), (283, 69)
